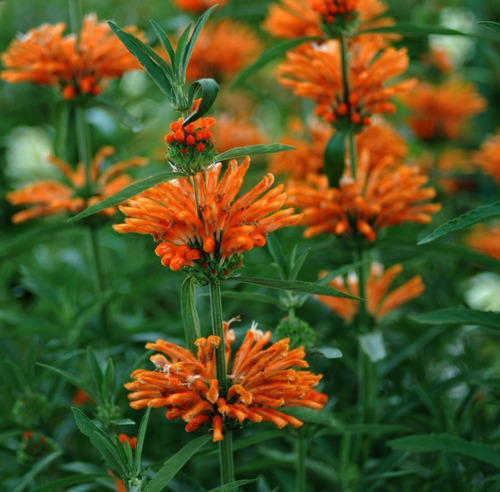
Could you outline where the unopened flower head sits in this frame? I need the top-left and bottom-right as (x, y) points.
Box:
(126, 325), (327, 442)
(317, 262), (425, 322)
(0, 14), (146, 99)
(6, 146), (147, 224)
(113, 158), (302, 283)
(309, 0), (360, 36)
(286, 149), (441, 241)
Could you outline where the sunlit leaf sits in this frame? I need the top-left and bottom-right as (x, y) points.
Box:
(215, 143), (295, 162)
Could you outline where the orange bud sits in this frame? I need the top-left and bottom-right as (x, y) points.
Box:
(203, 236), (216, 253)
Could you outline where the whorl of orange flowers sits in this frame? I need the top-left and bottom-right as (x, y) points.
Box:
(126, 324), (327, 442)
(173, 0), (226, 12)
(213, 113), (267, 155)
(473, 131), (500, 186)
(400, 80), (486, 141)
(113, 157), (302, 281)
(6, 146), (147, 224)
(184, 19), (262, 82)
(317, 263), (425, 322)
(0, 14), (145, 99)
(286, 149), (441, 241)
(278, 39), (416, 130)
(467, 224), (500, 261)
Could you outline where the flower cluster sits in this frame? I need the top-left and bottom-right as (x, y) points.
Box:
(113, 158), (302, 282)
(286, 149), (441, 241)
(310, 0), (360, 35)
(165, 116), (217, 174)
(6, 147), (147, 223)
(126, 325), (327, 442)
(467, 224), (500, 261)
(278, 39), (416, 131)
(0, 14), (145, 99)
(473, 131), (500, 186)
(173, 0), (226, 12)
(317, 263), (425, 322)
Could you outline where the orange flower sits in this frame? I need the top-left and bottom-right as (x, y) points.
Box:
(1, 14), (145, 98)
(400, 79), (486, 141)
(118, 434), (137, 451)
(113, 157), (302, 281)
(183, 19), (262, 82)
(278, 38), (416, 130)
(6, 147), (147, 223)
(173, 0), (226, 12)
(473, 131), (500, 186)
(72, 389), (92, 406)
(213, 113), (267, 155)
(317, 263), (425, 322)
(126, 324), (327, 442)
(467, 224), (500, 261)
(286, 150), (441, 241)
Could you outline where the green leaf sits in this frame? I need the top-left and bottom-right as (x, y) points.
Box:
(313, 346), (343, 359)
(175, 22), (194, 82)
(266, 233), (288, 279)
(72, 408), (127, 475)
(289, 248), (310, 281)
(207, 480), (258, 492)
(184, 78), (219, 125)
(215, 143), (295, 162)
(145, 434), (211, 492)
(388, 433), (500, 469)
(281, 407), (340, 429)
(68, 171), (184, 222)
(180, 277), (202, 352)
(418, 201), (500, 244)
(231, 430), (285, 452)
(30, 474), (111, 492)
(180, 5), (218, 80)
(478, 21), (500, 35)
(323, 132), (346, 188)
(108, 22), (173, 96)
(101, 357), (115, 403)
(12, 450), (63, 492)
(356, 22), (469, 37)
(37, 363), (96, 402)
(86, 347), (103, 401)
(410, 308), (500, 328)
(221, 290), (286, 308)
(358, 332), (386, 362)
(134, 405), (152, 476)
(150, 20), (176, 70)
(232, 36), (323, 88)
(228, 276), (362, 300)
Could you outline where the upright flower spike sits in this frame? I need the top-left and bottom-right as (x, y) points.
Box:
(278, 39), (416, 131)
(0, 14), (146, 99)
(286, 149), (441, 241)
(317, 263), (425, 322)
(6, 147), (147, 224)
(113, 158), (302, 283)
(473, 131), (500, 186)
(126, 324), (327, 442)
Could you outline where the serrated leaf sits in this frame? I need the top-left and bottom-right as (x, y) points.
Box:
(232, 36), (323, 88)
(184, 78), (219, 125)
(208, 480), (258, 492)
(410, 308), (500, 328)
(228, 276), (362, 300)
(145, 434), (211, 492)
(181, 277), (202, 352)
(418, 201), (500, 244)
(358, 332), (386, 362)
(108, 22), (173, 96)
(323, 132), (346, 188)
(356, 22), (469, 37)
(68, 171), (184, 222)
(215, 143), (295, 162)
(388, 433), (500, 469)
(478, 21), (500, 35)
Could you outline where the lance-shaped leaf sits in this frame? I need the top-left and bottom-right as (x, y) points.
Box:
(215, 143), (295, 162)
(184, 78), (219, 125)
(356, 23), (469, 37)
(134, 405), (152, 476)
(108, 22), (174, 97)
(478, 21), (500, 35)
(323, 132), (346, 188)
(227, 276), (362, 300)
(418, 201), (500, 244)
(410, 308), (500, 328)
(232, 36), (323, 88)
(181, 277), (202, 352)
(68, 171), (184, 222)
(150, 20), (176, 70)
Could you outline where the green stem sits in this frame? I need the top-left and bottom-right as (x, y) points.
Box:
(295, 431), (307, 492)
(88, 226), (112, 341)
(74, 104), (92, 197)
(208, 281), (235, 489)
(68, 0), (83, 36)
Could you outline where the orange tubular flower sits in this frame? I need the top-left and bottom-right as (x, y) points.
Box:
(473, 132), (500, 186)
(1, 14), (145, 98)
(317, 263), (425, 322)
(6, 147), (147, 224)
(213, 113), (266, 155)
(286, 149), (441, 241)
(467, 224), (500, 261)
(278, 39), (416, 130)
(173, 0), (226, 12)
(400, 80), (486, 141)
(113, 157), (302, 282)
(126, 325), (327, 442)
